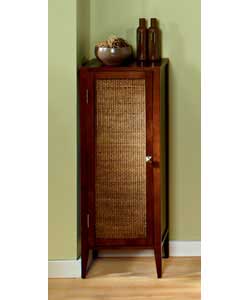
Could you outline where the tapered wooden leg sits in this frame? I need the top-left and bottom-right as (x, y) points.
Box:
(154, 246), (162, 278)
(81, 246), (89, 278)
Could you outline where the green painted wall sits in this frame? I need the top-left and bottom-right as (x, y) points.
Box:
(77, 0), (90, 258)
(77, 0), (90, 65)
(48, 0), (90, 260)
(49, 0), (200, 260)
(90, 0), (201, 240)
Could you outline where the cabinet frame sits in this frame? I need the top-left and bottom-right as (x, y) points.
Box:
(79, 59), (169, 278)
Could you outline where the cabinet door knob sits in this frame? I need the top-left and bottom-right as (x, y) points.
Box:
(146, 156), (152, 163)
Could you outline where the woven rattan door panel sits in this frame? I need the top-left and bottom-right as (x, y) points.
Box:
(95, 79), (147, 240)
(92, 71), (153, 246)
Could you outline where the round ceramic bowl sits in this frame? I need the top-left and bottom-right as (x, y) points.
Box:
(95, 46), (132, 66)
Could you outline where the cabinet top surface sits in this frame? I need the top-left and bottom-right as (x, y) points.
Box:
(80, 58), (169, 72)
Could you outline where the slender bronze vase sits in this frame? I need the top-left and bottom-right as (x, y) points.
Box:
(136, 18), (147, 61)
(148, 18), (161, 62)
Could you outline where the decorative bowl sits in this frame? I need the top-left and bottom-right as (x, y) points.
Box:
(95, 46), (132, 66)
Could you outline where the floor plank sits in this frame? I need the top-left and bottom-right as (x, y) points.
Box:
(49, 257), (201, 300)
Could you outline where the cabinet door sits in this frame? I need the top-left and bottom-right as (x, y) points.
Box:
(87, 71), (153, 247)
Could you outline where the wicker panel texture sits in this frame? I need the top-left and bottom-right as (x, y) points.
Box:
(95, 79), (146, 239)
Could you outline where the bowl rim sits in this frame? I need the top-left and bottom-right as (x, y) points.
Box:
(95, 46), (132, 49)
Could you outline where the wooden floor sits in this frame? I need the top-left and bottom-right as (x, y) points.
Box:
(49, 257), (201, 300)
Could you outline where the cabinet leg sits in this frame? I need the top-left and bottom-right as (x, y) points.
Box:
(154, 246), (162, 278)
(81, 246), (89, 278)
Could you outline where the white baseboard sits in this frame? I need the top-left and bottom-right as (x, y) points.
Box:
(98, 241), (201, 257)
(169, 241), (201, 256)
(48, 241), (200, 278)
(49, 251), (92, 278)
(48, 259), (81, 278)
(98, 249), (154, 257)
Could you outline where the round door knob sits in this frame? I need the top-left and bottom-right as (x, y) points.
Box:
(146, 156), (152, 163)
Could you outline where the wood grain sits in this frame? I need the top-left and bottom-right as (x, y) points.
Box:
(49, 257), (200, 300)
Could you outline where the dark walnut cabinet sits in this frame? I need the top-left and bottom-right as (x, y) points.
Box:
(79, 58), (169, 278)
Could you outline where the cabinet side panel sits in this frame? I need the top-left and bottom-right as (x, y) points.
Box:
(160, 64), (168, 237)
(79, 69), (90, 271)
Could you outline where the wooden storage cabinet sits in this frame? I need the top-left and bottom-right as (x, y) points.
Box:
(79, 59), (169, 278)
